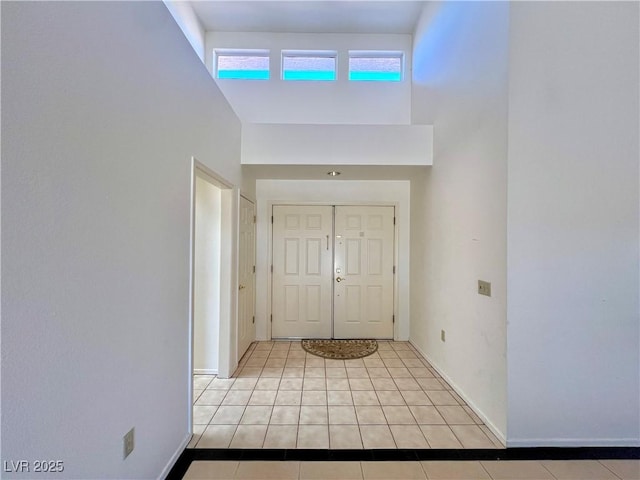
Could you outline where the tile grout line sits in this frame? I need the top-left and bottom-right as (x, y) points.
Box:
(598, 459), (626, 480)
(535, 460), (560, 480)
(476, 460), (493, 480)
(195, 340), (500, 450)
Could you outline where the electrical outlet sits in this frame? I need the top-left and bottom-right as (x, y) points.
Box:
(478, 280), (491, 297)
(441, 330), (446, 342)
(123, 427), (135, 460)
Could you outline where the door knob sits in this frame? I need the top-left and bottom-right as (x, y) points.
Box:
(336, 277), (344, 283)
(239, 284), (245, 290)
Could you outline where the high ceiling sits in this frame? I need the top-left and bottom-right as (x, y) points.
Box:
(190, 1), (427, 35)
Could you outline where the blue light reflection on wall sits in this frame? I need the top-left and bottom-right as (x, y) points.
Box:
(412, 2), (467, 86)
(412, 2), (510, 87)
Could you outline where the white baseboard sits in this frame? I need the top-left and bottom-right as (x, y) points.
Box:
(409, 340), (507, 446)
(194, 368), (218, 375)
(508, 438), (640, 447)
(158, 433), (190, 480)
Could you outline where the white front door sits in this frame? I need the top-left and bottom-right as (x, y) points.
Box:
(238, 196), (256, 358)
(271, 205), (396, 339)
(272, 205), (333, 338)
(333, 206), (395, 339)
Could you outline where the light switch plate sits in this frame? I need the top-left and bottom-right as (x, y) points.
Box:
(478, 280), (491, 297)
(124, 427), (135, 459)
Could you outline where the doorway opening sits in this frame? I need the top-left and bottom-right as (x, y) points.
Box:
(193, 171), (222, 376)
(189, 159), (237, 433)
(271, 204), (396, 340)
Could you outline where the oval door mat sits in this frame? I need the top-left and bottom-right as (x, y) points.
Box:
(301, 339), (378, 360)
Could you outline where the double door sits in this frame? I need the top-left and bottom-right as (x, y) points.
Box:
(272, 205), (395, 339)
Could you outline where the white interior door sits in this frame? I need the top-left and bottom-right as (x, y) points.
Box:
(238, 196), (256, 358)
(272, 205), (333, 338)
(333, 206), (395, 339)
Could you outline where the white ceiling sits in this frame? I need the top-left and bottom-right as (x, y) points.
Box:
(190, 1), (426, 35)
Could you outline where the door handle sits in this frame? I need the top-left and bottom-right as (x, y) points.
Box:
(326, 235), (329, 251)
(239, 284), (245, 290)
(336, 277), (344, 283)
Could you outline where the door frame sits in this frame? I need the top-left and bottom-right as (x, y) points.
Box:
(188, 158), (239, 431)
(267, 201), (399, 341)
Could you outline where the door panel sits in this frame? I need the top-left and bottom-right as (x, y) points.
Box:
(272, 205), (333, 338)
(238, 196), (256, 359)
(334, 206), (394, 339)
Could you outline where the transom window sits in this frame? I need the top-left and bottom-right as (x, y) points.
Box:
(349, 51), (403, 82)
(213, 49), (406, 83)
(282, 51), (337, 81)
(215, 50), (270, 80)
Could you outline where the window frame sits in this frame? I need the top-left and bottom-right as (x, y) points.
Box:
(281, 50), (338, 82)
(348, 50), (405, 82)
(214, 49), (271, 80)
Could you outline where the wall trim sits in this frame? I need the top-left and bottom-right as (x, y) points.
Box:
(158, 433), (191, 480)
(508, 438), (640, 448)
(194, 369), (218, 375)
(410, 340), (507, 446)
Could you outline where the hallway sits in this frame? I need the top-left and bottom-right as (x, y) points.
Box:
(2, 2), (638, 478)
(191, 341), (502, 449)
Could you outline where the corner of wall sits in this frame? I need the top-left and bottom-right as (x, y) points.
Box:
(163, 0), (206, 63)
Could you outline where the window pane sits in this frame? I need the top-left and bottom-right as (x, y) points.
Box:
(349, 56), (402, 82)
(217, 55), (269, 80)
(283, 55), (336, 81)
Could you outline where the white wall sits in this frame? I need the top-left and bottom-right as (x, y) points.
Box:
(507, 1), (640, 446)
(1, 2), (241, 478)
(194, 176), (221, 374)
(410, 1), (510, 441)
(206, 32), (412, 125)
(163, 0), (206, 63)
(242, 124), (433, 166)
(254, 180), (411, 342)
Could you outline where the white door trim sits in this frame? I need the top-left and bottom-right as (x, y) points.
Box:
(267, 201), (399, 341)
(188, 157), (239, 437)
(254, 179), (410, 343)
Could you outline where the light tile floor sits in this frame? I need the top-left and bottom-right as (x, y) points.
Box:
(182, 459), (640, 480)
(191, 341), (503, 449)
